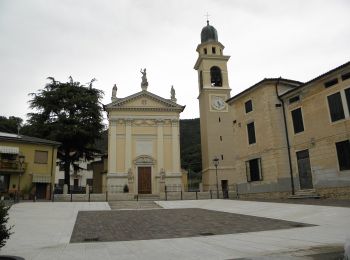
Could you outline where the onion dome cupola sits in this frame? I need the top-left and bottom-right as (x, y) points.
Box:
(201, 20), (218, 43)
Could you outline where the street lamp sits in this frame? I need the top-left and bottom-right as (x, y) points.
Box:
(213, 156), (219, 199)
(17, 155), (25, 201)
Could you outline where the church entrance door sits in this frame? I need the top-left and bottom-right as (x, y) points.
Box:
(138, 167), (152, 194)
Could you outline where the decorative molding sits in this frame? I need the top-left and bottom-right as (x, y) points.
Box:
(133, 155), (156, 165)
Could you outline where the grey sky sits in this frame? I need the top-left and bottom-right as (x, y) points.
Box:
(0, 0), (349, 124)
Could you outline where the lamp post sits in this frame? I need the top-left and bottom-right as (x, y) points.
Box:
(213, 156), (219, 199)
(17, 155), (25, 202)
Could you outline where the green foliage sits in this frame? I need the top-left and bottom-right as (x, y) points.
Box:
(0, 202), (12, 249)
(0, 116), (23, 133)
(180, 118), (202, 173)
(26, 76), (105, 187)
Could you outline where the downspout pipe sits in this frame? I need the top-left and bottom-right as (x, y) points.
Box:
(275, 78), (295, 195)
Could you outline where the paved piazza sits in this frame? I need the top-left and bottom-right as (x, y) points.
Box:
(2, 200), (350, 259)
(70, 208), (313, 243)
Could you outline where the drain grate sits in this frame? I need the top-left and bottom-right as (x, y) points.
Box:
(199, 232), (215, 236)
(84, 237), (99, 242)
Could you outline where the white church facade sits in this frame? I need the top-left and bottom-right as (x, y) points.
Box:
(105, 70), (185, 194)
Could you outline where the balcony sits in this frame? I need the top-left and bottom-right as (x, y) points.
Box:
(0, 159), (26, 173)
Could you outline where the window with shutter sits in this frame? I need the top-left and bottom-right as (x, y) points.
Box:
(247, 122), (256, 144)
(327, 92), (345, 122)
(335, 140), (350, 171)
(291, 108), (305, 133)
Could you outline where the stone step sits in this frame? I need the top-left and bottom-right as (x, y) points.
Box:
(289, 189), (320, 199)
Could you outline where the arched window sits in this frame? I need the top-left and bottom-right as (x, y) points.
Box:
(199, 71), (203, 90)
(210, 66), (222, 87)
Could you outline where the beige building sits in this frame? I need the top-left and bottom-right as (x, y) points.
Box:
(197, 21), (350, 198)
(105, 71), (185, 194)
(281, 63), (350, 198)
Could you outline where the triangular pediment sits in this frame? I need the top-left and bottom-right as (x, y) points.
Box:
(105, 91), (185, 112)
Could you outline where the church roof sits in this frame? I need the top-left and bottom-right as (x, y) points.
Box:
(105, 90), (185, 112)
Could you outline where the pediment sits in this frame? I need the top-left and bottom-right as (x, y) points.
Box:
(105, 91), (185, 112)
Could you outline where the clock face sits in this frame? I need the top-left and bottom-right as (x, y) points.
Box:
(211, 96), (226, 110)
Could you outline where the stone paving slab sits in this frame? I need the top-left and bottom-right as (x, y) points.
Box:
(237, 199), (350, 208)
(70, 208), (314, 243)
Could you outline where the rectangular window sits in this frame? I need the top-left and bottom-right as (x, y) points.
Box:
(291, 108), (305, 133)
(341, 72), (350, 81)
(245, 100), (253, 113)
(345, 88), (350, 114)
(324, 78), (338, 88)
(289, 95), (300, 104)
(335, 140), (350, 171)
(204, 48), (207, 55)
(327, 92), (345, 122)
(34, 150), (48, 164)
(212, 47), (216, 54)
(246, 158), (262, 182)
(247, 122), (256, 144)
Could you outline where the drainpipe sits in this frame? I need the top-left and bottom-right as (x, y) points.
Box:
(275, 78), (295, 195)
(50, 146), (55, 200)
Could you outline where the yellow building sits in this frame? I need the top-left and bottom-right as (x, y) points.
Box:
(0, 132), (59, 199)
(197, 21), (350, 198)
(105, 71), (185, 195)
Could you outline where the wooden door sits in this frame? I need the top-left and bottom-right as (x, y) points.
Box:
(138, 167), (152, 194)
(297, 150), (313, 189)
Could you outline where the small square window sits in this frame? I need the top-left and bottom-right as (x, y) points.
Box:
(324, 78), (338, 88)
(289, 96), (300, 104)
(245, 100), (253, 113)
(34, 150), (48, 164)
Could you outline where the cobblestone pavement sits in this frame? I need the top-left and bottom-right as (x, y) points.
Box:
(70, 208), (314, 243)
(237, 198), (350, 208)
(108, 201), (162, 210)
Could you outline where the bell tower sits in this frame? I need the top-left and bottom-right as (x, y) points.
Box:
(194, 20), (234, 190)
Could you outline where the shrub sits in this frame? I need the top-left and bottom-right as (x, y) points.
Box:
(0, 202), (13, 249)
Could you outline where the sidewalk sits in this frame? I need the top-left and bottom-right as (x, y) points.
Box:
(2, 200), (349, 259)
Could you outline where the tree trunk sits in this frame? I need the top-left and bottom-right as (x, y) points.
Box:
(64, 158), (71, 192)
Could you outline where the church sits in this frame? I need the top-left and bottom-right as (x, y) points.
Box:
(105, 70), (185, 194)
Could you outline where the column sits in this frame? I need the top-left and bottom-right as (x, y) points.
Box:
(157, 120), (164, 171)
(171, 119), (180, 173)
(108, 120), (117, 173)
(125, 119), (132, 172)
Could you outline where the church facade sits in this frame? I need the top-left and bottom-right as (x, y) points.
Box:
(105, 70), (185, 194)
(197, 21), (350, 198)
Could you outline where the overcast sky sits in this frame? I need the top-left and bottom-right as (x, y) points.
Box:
(0, 0), (349, 124)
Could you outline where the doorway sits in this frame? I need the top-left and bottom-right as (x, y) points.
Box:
(138, 167), (152, 194)
(221, 180), (228, 199)
(296, 149), (313, 189)
(36, 183), (47, 199)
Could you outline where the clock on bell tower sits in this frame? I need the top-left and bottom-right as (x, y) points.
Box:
(194, 20), (234, 190)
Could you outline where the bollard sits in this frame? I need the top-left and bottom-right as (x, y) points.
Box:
(136, 194), (138, 201)
(70, 191), (73, 202)
(196, 190), (198, 200)
(210, 190), (212, 199)
(106, 191), (108, 202)
(180, 190), (183, 200)
(52, 192), (54, 202)
(88, 192), (90, 202)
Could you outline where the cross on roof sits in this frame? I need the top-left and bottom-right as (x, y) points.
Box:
(205, 12), (210, 25)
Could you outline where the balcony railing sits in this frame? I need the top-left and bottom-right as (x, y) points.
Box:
(0, 159), (25, 172)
